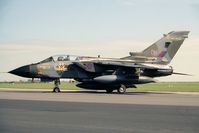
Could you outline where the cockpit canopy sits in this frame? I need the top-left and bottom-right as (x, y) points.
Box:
(39, 55), (81, 63)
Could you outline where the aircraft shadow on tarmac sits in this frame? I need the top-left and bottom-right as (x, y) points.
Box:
(0, 89), (171, 95)
(43, 90), (171, 95)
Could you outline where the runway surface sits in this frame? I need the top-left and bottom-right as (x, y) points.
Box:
(0, 89), (199, 133)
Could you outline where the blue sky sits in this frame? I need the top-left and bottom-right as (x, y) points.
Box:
(1, 0), (198, 42)
(0, 0), (199, 81)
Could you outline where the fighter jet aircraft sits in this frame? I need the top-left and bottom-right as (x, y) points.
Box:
(9, 31), (190, 93)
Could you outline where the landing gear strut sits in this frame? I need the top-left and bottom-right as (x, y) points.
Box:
(53, 79), (61, 93)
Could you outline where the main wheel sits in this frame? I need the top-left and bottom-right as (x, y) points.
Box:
(53, 87), (61, 93)
(106, 89), (114, 93)
(117, 85), (126, 94)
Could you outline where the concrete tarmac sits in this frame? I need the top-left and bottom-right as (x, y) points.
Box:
(0, 89), (199, 133)
(0, 89), (199, 106)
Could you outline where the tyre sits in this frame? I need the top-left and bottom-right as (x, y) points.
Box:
(106, 89), (114, 93)
(53, 87), (61, 93)
(117, 85), (126, 94)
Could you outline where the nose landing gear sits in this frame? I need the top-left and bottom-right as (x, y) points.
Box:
(53, 79), (61, 93)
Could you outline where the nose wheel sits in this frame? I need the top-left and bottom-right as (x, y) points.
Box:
(53, 79), (61, 93)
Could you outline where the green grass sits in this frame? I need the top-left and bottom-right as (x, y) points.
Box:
(0, 82), (199, 92)
(133, 82), (199, 92)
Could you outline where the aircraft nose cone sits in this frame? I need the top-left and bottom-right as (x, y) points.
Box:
(9, 65), (31, 78)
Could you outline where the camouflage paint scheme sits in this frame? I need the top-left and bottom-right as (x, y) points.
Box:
(9, 31), (190, 93)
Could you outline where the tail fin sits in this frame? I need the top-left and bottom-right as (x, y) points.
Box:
(142, 31), (190, 64)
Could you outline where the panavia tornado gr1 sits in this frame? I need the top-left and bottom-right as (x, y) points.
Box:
(9, 31), (190, 93)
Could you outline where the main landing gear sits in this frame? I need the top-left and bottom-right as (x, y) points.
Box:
(53, 79), (61, 93)
(106, 89), (114, 93)
(105, 85), (127, 94)
(117, 85), (127, 94)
